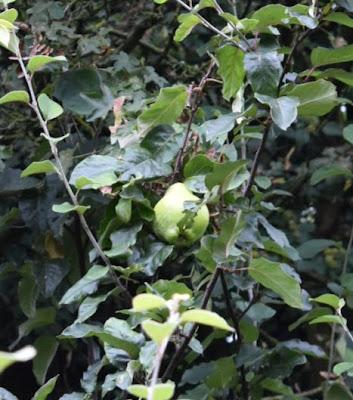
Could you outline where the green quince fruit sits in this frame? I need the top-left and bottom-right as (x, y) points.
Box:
(153, 182), (209, 246)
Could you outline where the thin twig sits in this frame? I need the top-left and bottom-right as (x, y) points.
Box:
(16, 52), (132, 303)
(343, 222), (353, 275)
(263, 386), (322, 400)
(161, 268), (221, 381)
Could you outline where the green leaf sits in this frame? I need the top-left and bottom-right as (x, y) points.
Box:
(52, 202), (90, 215)
(333, 362), (353, 376)
(216, 45), (245, 101)
(324, 12), (353, 28)
(105, 223), (143, 258)
(249, 258), (303, 309)
(154, 0), (169, 3)
(0, 346), (36, 374)
(115, 198), (132, 224)
(313, 68), (353, 87)
(174, 13), (201, 42)
(199, 113), (237, 144)
(184, 154), (214, 178)
(138, 86), (188, 134)
(283, 79), (337, 117)
(0, 8), (18, 23)
(244, 50), (283, 96)
(33, 336), (58, 385)
(335, 0), (353, 12)
(310, 165), (352, 185)
(343, 124), (353, 144)
(256, 95), (299, 131)
(32, 375), (58, 400)
(0, 90), (29, 105)
(205, 160), (248, 192)
(142, 320), (177, 344)
(38, 94), (63, 121)
(251, 4), (287, 28)
(128, 383), (175, 400)
(298, 239), (337, 259)
(311, 45), (353, 67)
(18, 265), (38, 318)
(18, 308), (56, 342)
(324, 382), (353, 400)
(132, 294), (167, 312)
(60, 265), (109, 305)
(309, 315), (344, 325)
(311, 294), (342, 310)
(76, 290), (116, 323)
(180, 309), (234, 332)
(21, 161), (56, 177)
(27, 55), (66, 73)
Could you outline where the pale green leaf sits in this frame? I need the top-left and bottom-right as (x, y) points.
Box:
(0, 8), (18, 23)
(180, 309), (234, 332)
(333, 362), (353, 376)
(324, 12), (353, 28)
(174, 13), (201, 42)
(28, 55), (66, 74)
(128, 383), (175, 400)
(309, 315), (344, 325)
(21, 161), (56, 177)
(142, 320), (177, 344)
(38, 93), (63, 121)
(0, 90), (29, 105)
(52, 202), (90, 215)
(32, 375), (58, 400)
(311, 294), (342, 310)
(132, 294), (167, 312)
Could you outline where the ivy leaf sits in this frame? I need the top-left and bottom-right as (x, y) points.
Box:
(32, 375), (58, 400)
(27, 55), (67, 74)
(21, 161), (56, 177)
(138, 86), (188, 134)
(18, 308), (56, 342)
(216, 45), (245, 101)
(180, 309), (234, 332)
(38, 94), (63, 121)
(0, 90), (29, 105)
(105, 223), (143, 258)
(54, 69), (114, 121)
(75, 289), (117, 323)
(244, 50), (283, 96)
(311, 45), (353, 67)
(249, 258), (303, 309)
(310, 165), (352, 185)
(69, 155), (120, 189)
(0, 8), (18, 23)
(283, 79), (337, 117)
(60, 265), (109, 305)
(174, 13), (201, 42)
